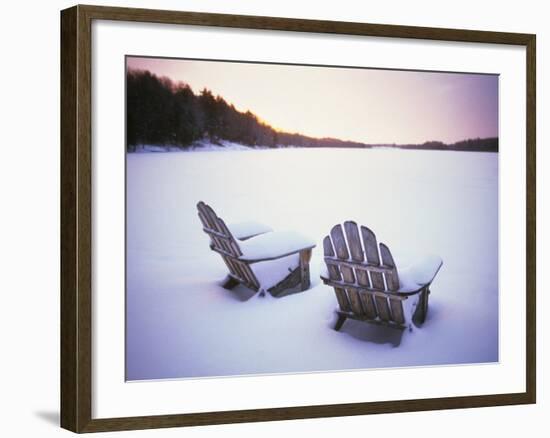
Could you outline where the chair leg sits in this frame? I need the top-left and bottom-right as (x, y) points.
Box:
(334, 314), (347, 331)
(299, 249), (312, 291)
(422, 287), (430, 320)
(221, 275), (239, 290)
(414, 287), (430, 324)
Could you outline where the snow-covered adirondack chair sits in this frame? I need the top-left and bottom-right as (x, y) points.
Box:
(321, 222), (442, 331)
(197, 201), (316, 296)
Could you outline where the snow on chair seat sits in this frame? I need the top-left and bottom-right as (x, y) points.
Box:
(239, 231), (316, 262)
(227, 221), (273, 241)
(197, 201), (316, 297)
(320, 221), (442, 331)
(397, 255), (443, 294)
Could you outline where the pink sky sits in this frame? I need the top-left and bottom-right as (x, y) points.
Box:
(127, 56), (498, 145)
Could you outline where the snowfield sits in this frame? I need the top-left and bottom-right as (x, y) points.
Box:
(126, 146), (498, 381)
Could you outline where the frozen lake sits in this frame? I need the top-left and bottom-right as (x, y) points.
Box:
(126, 147), (498, 381)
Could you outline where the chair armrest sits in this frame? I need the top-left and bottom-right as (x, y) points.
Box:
(239, 231), (316, 263)
(398, 255), (443, 293)
(227, 220), (273, 240)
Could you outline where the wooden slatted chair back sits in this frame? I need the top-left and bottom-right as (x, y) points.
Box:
(323, 221), (406, 327)
(197, 202), (260, 291)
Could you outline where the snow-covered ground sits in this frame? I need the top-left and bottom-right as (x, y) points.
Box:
(126, 146), (498, 381)
(133, 140), (268, 153)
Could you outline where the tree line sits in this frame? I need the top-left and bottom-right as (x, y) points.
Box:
(127, 69), (361, 151)
(126, 69), (498, 153)
(396, 137), (498, 152)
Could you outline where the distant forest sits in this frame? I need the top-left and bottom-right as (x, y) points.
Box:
(126, 69), (498, 153)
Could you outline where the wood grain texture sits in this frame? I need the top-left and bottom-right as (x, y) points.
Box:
(334, 287), (351, 312)
(360, 226), (380, 265)
(347, 288), (364, 316)
(525, 33), (536, 404)
(389, 297), (405, 325)
(76, 4), (535, 45)
(61, 5), (93, 432)
(60, 6), (78, 432)
(299, 249), (312, 291)
(330, 224), (350, 260)
(380, 243), (399, 291)
(374, 296), (391, 321)
(360, 293), (377, 319)
(60, 4), (536, 432)
(268, 265), (302, 296)
(323, 235), (335, 257)
(344, 221), (364, 262)
(356, 268), (371, 288)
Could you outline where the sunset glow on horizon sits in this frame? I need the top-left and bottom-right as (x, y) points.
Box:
(126, 56), (498, 145)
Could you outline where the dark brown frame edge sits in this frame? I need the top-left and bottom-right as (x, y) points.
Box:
(60, 4), (536, 433)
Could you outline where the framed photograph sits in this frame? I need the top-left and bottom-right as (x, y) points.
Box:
(60, 4), (536, 433)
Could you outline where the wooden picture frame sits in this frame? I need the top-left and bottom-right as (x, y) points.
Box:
(61, 4), (536, 433)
